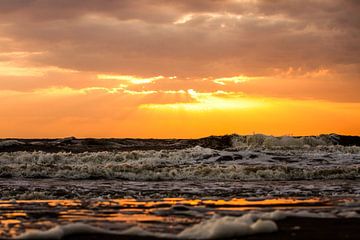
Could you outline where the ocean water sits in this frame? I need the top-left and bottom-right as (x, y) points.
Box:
(0, 134), (359, 239)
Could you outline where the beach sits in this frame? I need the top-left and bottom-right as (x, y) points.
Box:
(0, 134), (359, 239)
(60, 218), (360, 240)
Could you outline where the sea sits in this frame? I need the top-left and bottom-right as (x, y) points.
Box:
(0, 134), (359, 239)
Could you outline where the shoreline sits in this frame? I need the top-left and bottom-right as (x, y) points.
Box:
(59, 218), (360, 240)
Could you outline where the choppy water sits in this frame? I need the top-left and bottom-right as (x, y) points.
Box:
(0, 146), (359, 181)
(0, 134), (360, 239)
(1, 179), (360, 200)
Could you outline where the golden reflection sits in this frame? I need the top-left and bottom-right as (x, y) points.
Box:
(0, 199), (82, 207)
(0, 204), (14, 208)
(0, 220), (22, 237)
(0, 219), (21, 225)
(0, 198), (323, 209)
(39, 200), (82, 207)
(94, 197), (323, 208)
(0, 197), (328, 238)
(202, 198), (322, 206)
(3, 212), (27, 218)
(60, 212), (164, 222)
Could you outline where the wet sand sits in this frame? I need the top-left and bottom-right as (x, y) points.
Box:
(62, 218), (360, 240)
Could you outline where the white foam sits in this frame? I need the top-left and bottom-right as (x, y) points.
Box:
(0, 140), (24, 147)
(178, 215), (277, 239)
(337, 211), (360, 218)
(251, 219), (278, 234)
(286, 210), (336, 218)
(260, 210), (287, 220)
(17, 215), (278, 240)
(258, 210), (339, 219)
(16, 223), (112, 239)
(16, 209), (360, 240)
(16, 223), (157, 240)
(0, 145), (359, 180)
(230, 134), (360, 152)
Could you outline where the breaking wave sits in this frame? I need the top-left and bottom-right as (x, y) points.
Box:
(0, 145), (359, 180)
(230, 134), (360, 150)
(1, 134), (360, 153)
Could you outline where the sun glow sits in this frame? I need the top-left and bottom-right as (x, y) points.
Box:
(213, 75), (260, 85)
(97, 74), (164, 84)
(0, 62), (45, 77)
(141, 89), (265, 111)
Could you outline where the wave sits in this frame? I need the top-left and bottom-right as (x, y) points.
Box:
(0, 146), (359, 180)
(1, 134), (360, 153)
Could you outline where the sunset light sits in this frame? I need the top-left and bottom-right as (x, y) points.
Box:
(1, 2), (360, 239)
(0, 0), (358, 138)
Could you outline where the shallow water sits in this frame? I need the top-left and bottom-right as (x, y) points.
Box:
(1, 196), (359, 239)
(0, 179), (360, 239)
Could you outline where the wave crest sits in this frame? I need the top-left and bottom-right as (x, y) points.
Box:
(0, 146), (359, 180)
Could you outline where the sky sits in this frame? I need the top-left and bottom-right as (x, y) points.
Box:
(0, 0), (359, 138)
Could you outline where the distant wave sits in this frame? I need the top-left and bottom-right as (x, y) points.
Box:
(0, 146), (359, 180)
(231, 134), (347, 149)
(1, 133), (360, 153)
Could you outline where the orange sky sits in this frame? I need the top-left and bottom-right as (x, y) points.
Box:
(0, 0), (359, 138)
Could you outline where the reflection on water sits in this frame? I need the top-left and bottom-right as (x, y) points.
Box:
(94, 197), (324, 208)
(0, 197), (333, 238)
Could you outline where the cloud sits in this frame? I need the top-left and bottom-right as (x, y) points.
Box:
(1, 0), (360, 137)
(213, 75), (258, 85)
(97, 74), (164, 84)
(0, 0), (357, 74)
(0, 0), (358, 103)
(140, 89), (263, 111)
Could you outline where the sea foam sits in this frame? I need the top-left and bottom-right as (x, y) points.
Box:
(17, 214), (278, 240)
(18, 209), (358, 240)
(178, 215), (277, 239)
(0, 146), (359, 180)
